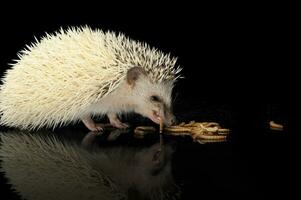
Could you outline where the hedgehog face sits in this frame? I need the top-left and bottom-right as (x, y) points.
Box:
(148, 98), (175, 126)
(140, 81), (175, 126)
(127, 67), (176, 126)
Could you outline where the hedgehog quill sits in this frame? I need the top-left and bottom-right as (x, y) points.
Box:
(0, 27), (181, 131)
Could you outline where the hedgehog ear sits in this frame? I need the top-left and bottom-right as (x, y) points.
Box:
(126, 67), (147, 87)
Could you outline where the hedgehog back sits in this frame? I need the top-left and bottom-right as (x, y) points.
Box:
(0, 27), (179, 130)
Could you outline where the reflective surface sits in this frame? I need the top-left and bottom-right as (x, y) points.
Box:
(0, 128), (180, 200)
(0, 112), (295, 200)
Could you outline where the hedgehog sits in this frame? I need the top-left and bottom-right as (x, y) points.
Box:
(0, 26), (182, 131)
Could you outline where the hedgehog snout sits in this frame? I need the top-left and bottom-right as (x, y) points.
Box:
(150, 104), (176, 126)
(164, 111), (177, 126)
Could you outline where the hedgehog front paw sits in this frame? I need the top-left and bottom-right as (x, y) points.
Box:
(82, 117), (104, 132)
(86, 123), (104, 132)
(108, 113), (129, 129)
(111, 121), (129, 129)
(94, 123), (105, 132)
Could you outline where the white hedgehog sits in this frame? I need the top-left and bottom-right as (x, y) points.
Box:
(0, 26), (181, 131)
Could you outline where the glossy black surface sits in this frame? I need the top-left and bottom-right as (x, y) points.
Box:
(0, 101), (296, 199)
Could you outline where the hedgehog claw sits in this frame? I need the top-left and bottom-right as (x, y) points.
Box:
(94, 124), (104, 132)
(110, 121), (129, 129)
(82, 117), (104, 132)
(87, 124), (104, 132)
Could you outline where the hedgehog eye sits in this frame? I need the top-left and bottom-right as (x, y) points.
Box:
(150, 95), (160, 102)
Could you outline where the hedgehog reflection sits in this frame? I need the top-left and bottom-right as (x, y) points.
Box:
(0, 130), (180, 200)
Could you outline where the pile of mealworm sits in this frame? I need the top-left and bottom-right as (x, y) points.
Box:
(134, 121), (230, 144)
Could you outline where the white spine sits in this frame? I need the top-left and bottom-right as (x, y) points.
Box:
(0, 27), (181, 130)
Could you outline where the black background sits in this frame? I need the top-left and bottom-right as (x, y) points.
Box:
(0, 5), (297, 133)
(0, 5), (296, 103)
(0, 3), (299, 199)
